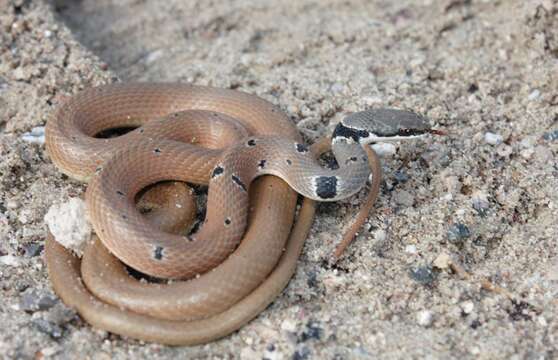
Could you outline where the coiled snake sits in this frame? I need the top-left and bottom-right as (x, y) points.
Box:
(44, 83), (439, 345)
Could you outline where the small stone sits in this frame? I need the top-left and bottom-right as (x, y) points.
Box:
(292, 345), (311, 360)
(393, 170), (409, 183)
(23, 243), (43, 257)
(496, 144), (513, 157)
(281, 319), (297, 333)
(461, 301), (474, 314)
(416, 310), (433, 326)
(405, 244), (417, 254)
(300, 321), (322, 342)
(40, 345), (61, 357)
(20, 288), (57, 312)
(21, 126), (46, 144)
(6, 200), (19, 209)
(447, 223), (471, 243)
(44, 198), (92, 256)
(0, 255), (22, 267)
(528, 89), (540, 100)
(484, 132), (503, 145)
(542, 129), (558, 141)
(433, 253), (451, 269)
(409, 266), (436, 285)
(393, 190), (414, 207)
(32, 318), (63, 339)
(471, 191), (489, 215)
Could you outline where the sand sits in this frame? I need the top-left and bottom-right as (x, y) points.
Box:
(0, 0), (557, 358)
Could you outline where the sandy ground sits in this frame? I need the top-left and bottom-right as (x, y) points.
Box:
(1, 0), (557, 358)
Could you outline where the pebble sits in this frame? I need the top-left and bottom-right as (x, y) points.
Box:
(393, 170), (409, 183)
(471, 191), (489, 215)
(21, 126), (46, 144)
(20, 288), (57, 312)
(32, 319), (63, 339)
(0, 255), (22, 267)
(527, 89), (540, 100)
(542, 129), (558, 141)
(416, 310), (433, 327)
(484, 132), (503, 145)
(433, 253), (451, 269)
(405, 244), (417, 254)
(460, 301), (474, 314)
(281, 318), (297, 333)
(300, 321), (323, 342)
(393, 190), (415, 207)
(23, 243), (43, 257)
(409, 266), (436, 285)
(44, 198), (92, 256)
(447, 223), (471, 243)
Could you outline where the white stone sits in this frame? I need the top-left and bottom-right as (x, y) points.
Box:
(44, 198), (92, 256)
(405, 244), (417, 254)
(528, 89), (540, 100)
(484, 132), (503, 145)
(460, 301), (474, 314)
(280, 319), (297, 333)
(416, 310), (433, 326)
(433, 253), (451, 269)
(21, 126), (46, 144)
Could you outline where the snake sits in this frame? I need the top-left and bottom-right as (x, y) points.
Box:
(44, 83), (438, 345)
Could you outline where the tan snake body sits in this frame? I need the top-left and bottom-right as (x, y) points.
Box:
(44, 83), (435, 344)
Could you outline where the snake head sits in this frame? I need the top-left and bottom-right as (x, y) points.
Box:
(336, 109), (444, 144)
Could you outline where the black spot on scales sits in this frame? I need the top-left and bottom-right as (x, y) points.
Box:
(295, 143), (309, 153)
(153, 148), (161, 154)
(154, 246), (164, 260)
(211, 166), (224, 178)
(224, 218), (231, 226)
(116, 190), (125, 196)
(332, 122), (370, 142)
(315, 176), (338, 199)
(258, 159), (267, 169)
(246, 139), (256, 147)
(286, 159), (292, 165)
(231, 175), (247, 191)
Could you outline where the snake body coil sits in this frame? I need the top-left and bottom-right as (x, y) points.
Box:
(45, 83), (434, 344)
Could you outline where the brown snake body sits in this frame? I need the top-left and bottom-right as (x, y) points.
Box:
(45, 83), (435, 345)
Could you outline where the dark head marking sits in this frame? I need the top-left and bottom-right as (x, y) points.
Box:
(315, 176), (338, 199)
(258, 159), (267, 169)
(224, 218), (231, 226)
(246, 139), (256, 147)
(211, 166), (224, 178)
(153, 246), (164, 260)
(295, 143), (309, 153)
(153, 148), (161, 154)
(231, 175), (247, 191)
(332, 122), (370, 143)
(286, 159), (292, 165)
